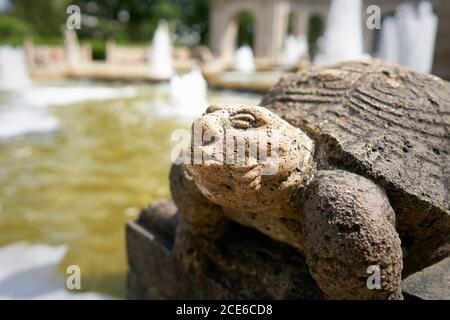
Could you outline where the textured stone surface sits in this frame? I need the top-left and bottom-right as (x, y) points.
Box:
(402, 257), (450, 300)
(126, 200), (179, 299)
(184, 104), (315, 249)
(127, 199), (324, 299)
(170, 161), (229, 240)
(303, 170), (402, 299)
(433, 1), (450, 80)
(261, 60), (450, 275)
(126, 200), (448, 300)
(186, 104), (315, 217)
(128, 61), (449, 300)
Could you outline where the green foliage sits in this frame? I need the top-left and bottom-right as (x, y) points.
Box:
(0, 14), (31, 46)
(11, 0), (69, 37)
(5, 0), (211, 45)
(32, 38), (64, 46)
(308, 15), (325, 55)
(177, 0), (210, 45)
(90, 39), (106, 60)
(0, 14), (33, 39)
(71, 0), (209, 45)
(236, 12), (256, 48)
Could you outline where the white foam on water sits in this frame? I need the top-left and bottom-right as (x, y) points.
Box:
(314, 0), (370, 66)
(378, 16), (399, 64)
(283, 35), (308, 67)
(0, 85), (137, 140)
(0, 109), (59, 139)
(416, 1), (438, 73)
(0, 242), (112, 300)
(149, 20), (173, 78)
(17, 86), (137, 109)
(152, 70), (262, 120)
(166, 68), (208, 118)
(0, 46), (31, 90)
(378, 1), (438, 73)
(234, 45), (255, 73)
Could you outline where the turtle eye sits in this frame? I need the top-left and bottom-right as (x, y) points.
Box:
(230, 112), (258, 129)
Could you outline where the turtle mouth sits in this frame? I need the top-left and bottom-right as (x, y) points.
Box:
(190, 114), (226, 165)
(190, 143), (224, 165)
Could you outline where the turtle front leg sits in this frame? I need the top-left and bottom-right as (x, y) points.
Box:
(170, 162), (230, 239)
(302, 170), (403, 300)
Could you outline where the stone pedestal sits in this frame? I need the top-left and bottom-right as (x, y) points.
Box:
(127, 200), (179, 299)
(127, 199), (449, 300)
(126, 199), (323, 299)
(402, 257), (450, 300)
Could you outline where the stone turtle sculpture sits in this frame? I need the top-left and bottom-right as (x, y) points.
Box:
(171, 60), (450, 299)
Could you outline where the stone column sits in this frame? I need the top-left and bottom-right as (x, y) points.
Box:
(23, 38), (36, 69)
(362, 0), (424, 55)
(64, 29), (81, 66)
(255, 0), (290, 66)
(106, 40), (116, 64)
(362, 27), (377, 54)
(292, 11), (309, 38)
(253, 2), (267, 61)
(209, 0), (238, 64)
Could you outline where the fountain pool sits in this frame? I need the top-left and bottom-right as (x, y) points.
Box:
(169, 68), (208, 118)
(234, 45), (255, 73)
(0, 80), (261, 299)
(314, 0), (369, 66)
(283, 35), (308, 68)
(378, 1), (438, 73)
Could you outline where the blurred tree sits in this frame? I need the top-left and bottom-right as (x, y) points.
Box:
(236, 12), (256, 48)
(176, 0), (210, 45)
(71, 0), (209, 45)
(5, 0), (211, 45)
(11, 0), (69, 37)
(308, 15), (324, 56)
(0, 14), (33, 40)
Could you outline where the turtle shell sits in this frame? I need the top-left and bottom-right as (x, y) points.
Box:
(261, 60), (450, 273)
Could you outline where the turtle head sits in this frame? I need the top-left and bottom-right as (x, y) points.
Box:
(185, 105), (315, 213)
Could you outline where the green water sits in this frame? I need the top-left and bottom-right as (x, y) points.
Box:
(0, 83), (261, 298)
(0, 85), (179, 297)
